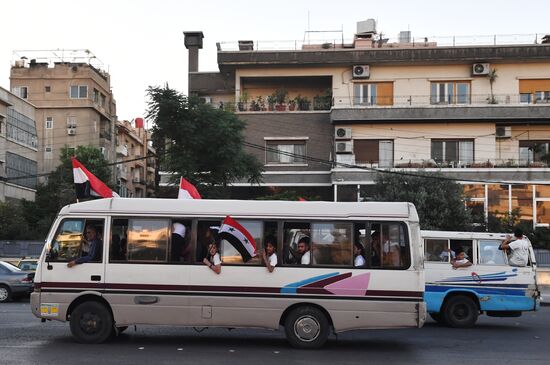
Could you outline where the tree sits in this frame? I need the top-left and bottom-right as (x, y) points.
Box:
(371, 172), (473, 231)
(0, 201), (31, 239)
(20, 145), (111, 239)
(487, 68), (498, 104)
(146, 85), (263, 198)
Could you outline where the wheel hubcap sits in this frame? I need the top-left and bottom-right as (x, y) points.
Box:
(0, 288), (8, 301)
(453, 304), (468, 320)
(294, 315), (320, 342)
(79, 312), (102, 335)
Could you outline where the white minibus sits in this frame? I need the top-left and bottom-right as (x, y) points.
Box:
(31, 198), (425, 348)
(422, 230), (540, 328)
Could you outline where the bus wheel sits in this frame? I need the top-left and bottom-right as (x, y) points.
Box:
(429, 312), (446, 325)
(443, 296), (478, 328)
(284, 306), (329, 349)
(70, 301), (113, 344)
(0, 285), (11, 303)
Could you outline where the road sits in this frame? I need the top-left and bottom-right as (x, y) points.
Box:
(0, 300), (548, 365)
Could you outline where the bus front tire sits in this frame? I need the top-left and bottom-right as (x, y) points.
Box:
(284, 306), (329, 349)
(443, 296), (478, 328)
(70, 301), (113, 344)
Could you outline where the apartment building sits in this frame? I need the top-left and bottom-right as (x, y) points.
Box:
(10, 50), (117, 181)
(185, 23), (550, 226)
(0, 86), (38, 201)
(115, 120), (156, 197)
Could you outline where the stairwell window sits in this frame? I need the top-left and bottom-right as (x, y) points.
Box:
(430, 81), (470, 105)
(45, 117), (53, 129)
(431, 139), (474, 166)
(12, 86), (28, 99)
(70, 85), (88, 99)
(265, 138), (307, 165)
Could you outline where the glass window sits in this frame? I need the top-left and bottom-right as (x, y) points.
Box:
(70, 86), (79, 98)
(283, 222), (311, 265)
(79, 86), (88, 98)
(354, 139), (393, 167)
(369, 222), (410, 269)
(456, 83), (470, 104)
(511, 185), (533, 221)
(266, 140), (306, 164)
(463, 184), (485, 199)
(353, 83), (377, 105)
(5, 152), (37, 189)
(431, 140), (474, 166)
(479, 240), (506, 265)
(536, 201), (550, 225)
(126, 218), (169, 262)
(520, 93), (532, 104)
(536, 184), (550, 198)
(488, 184), (510, 216)
(45, 117), (53, 129)
(220, 219), (263, 265)
(425, 239), (449, 262)
(49, 219), (104, 262)
(311, 222), (353, 266)
(450, 240), (473, 263)
(430, 81), (470, 105)
(70, 85), (87, 98)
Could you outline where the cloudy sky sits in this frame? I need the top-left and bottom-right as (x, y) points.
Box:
(2, 0), (549, 120)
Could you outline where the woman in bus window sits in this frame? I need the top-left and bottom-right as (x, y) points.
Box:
(203, 242), (221, 274)
(354, 241), (366, 267)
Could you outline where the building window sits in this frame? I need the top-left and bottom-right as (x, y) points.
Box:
(100, 93), (106, 108)
(70, 85), (88, 99)
(45, 117), (53, 129)
(67, 116), (77, 128)
(354, 139), (394, 167)
(265, 139), (306, 165)
(354, 83), (377, 105)
(6, 151), (37, 189)
(12, 86), (28, 99)
(430, 81), (470, 104)
(45, 86), (51, 93)
(6, 107), (38, 148)
(93, 88), (99, 103)
(45, 146), (52, 153)
(535, 91), (550, 104)
(520, 93), (532, 104)
(519, 141), (550, 165)
(431, 139), (474, 166)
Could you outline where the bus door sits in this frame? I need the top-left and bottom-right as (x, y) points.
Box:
(40, 217), (107, 312)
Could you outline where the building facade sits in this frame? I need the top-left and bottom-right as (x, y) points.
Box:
(115, 120), (156, 197)
(9, 51), (117, 181)
(0, 86), (38, 201)
(186, 26), (550, 226)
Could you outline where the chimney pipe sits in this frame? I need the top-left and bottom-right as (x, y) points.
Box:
(183, 31), (204, 73)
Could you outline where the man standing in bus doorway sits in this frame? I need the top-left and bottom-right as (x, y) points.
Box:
(500, 229), (529, 267)
(297, 237), (311, 265)
(67, 225), (102, 267)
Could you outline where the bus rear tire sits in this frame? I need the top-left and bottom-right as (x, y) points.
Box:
(70, 301), (113, 344)
(443, 296), (478, 328)
(284, 306), (329, 349)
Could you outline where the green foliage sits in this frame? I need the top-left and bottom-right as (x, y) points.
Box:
(146, 85), (263, 198)
(371, 172), (473, 230)
(255, 190), (320, 201)
(0, 201), (32, 239)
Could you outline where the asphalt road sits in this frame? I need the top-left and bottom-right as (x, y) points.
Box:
(1, 300), (548, 365)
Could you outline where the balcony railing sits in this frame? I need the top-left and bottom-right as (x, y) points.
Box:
(332, 157), (550, 169)
(223, 97), (333, 113)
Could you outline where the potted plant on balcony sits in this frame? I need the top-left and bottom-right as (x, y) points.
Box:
(486, 69), (498, 104)
(288, 97), (297, 111)
(267, 94), (276, 111)
(274, 87), (288, 111)
(237, 91), (248, 111)
(249, 97), (261, 111)
(296, 95), (311, 111)
(257, 96), (267, 111)
(313, 88), (333, 110)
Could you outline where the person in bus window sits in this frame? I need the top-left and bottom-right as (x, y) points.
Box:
(451, 250), (472, 269)
(171, 222), (187, 262)
(262, 235), (278, 272)
(440, 248), (456, 262)
(354, 242), (366, 267)
(297, 236), (311, 265)
(203, 242), (221, 274)
(500, 229), (529, 267)
(67, 225), (102, 267)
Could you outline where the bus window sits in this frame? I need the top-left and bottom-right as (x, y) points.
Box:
(111, 219), (128, 261)
(479, 240), (506, 265)
(126, 218), (170, 262)
(220, 219), (263, 265)
(170, 220), (192, 263)
(311, 222), (353, 266)
(425, 239), (449, 262)
(196, 220), (222, 263)
(370, 222), (410, 269)
(49, 218), (104, 262)
(283, 222), (310, 265)
(450, 240), (473, 263)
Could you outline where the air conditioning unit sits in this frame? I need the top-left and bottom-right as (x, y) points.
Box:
(67, 128), (76, 136)
(495, 126), (512, 138)
(472, 63), (490, 76)
(335, 127), (352, 140)
(336, 154), (356, 165)
(336, 141), (354, 154)
(352, 65), (370, 78)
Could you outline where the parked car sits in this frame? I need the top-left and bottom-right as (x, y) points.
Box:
(17, 258), (39, 272)
(0, 261), (34, 302)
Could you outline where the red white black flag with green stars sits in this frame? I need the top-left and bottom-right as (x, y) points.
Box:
(218, 215), (257, 262)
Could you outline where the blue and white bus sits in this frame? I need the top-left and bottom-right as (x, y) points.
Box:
(422, 230), (540, 328)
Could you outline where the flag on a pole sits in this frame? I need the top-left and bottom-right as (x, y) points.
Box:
(218, 216), (257, 262)
(72, 157), (119, 200)
(135, 117), (144, 129)
(178, 177), (201, 200)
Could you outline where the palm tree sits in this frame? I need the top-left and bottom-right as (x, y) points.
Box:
(487, 69), (498, 104)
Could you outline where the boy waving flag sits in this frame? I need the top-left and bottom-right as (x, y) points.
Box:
(178, 177), (202, 200)
(218, 216), (257, 262)
(72, 157), (119, 199)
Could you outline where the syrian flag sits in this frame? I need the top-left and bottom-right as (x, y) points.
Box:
(218, 216), (257, 262)
(72, 157), (119, 200)
(178, 177), (201, 200)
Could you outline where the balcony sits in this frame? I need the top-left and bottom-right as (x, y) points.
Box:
(116, 145), (128, 157)
(132, 177), (145, 185)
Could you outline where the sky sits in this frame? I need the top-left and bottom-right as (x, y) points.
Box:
(2, 0), (550, 121)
